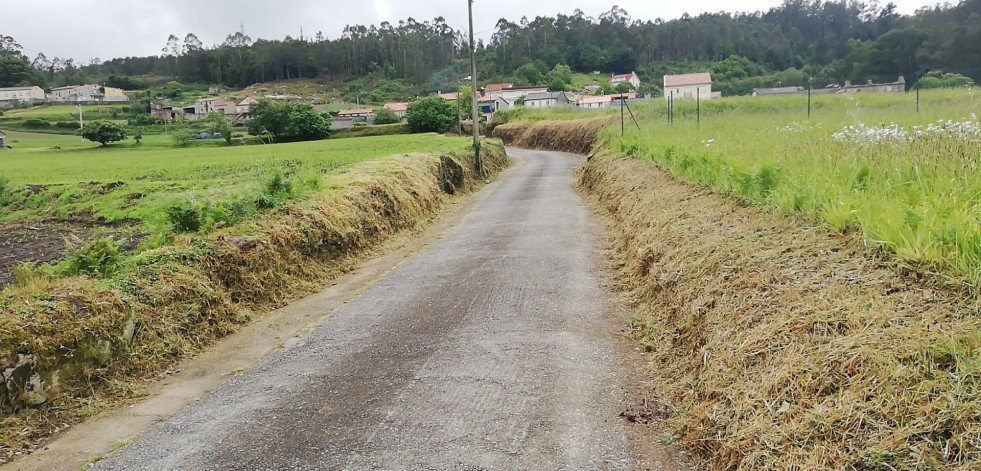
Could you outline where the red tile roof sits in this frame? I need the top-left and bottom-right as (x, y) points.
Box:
(384, 102), (408, 112)
(611, 73), (636, 82)
(664, 73), (712, 87)
(439, 93), (459, 101)
(484, 83), (512, 92)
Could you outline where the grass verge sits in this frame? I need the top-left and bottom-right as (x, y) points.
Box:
(0, 141), (508, 460)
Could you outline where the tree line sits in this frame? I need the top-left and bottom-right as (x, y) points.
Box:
(1, 0), (978, 95)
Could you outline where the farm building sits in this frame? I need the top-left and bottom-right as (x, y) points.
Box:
(663, 73), (715, 100)
(48, 84), (129, 103)
(484, 85), (549, 102)
(0, 86), (46, 107)
(578, 95), (613, 109)
(478, 96), (511, 116)
(337, 109), (374, 121)
(236, 96), (260, 114)
(611, 72), (642, 89)
(483, 83), (513, 94)
(753, 86), (801, 96)
(523, 92), (579, 109)
(383, 102), (408, 118)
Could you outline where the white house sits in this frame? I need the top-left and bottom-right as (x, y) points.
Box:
(236, 96), (259, 114)
(0, 86), (46, 107)
(192, 97), (236, 116)
(663, 73), (714, 100)
(523, 91), (579, 109)
(48, 84), (129, 103)
(611, 72), (641, 89)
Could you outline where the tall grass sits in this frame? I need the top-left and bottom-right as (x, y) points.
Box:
(609, 88), (981, 285)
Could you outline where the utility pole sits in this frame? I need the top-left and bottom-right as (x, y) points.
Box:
(78, 100), (84, 141)
(468, 0), (481, 175)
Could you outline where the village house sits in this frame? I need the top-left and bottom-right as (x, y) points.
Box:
(611, 72), (642, 89)
(484, 85), (549, 102)
(0, 86), (46, 108)
(577, 95), (613, 109)
(48, 84), (129, 103)
(383, 102), (408, 118)
(523, 91), (579, 109)
(663, 73), (714, 100)
(193, 97), (237, 116)
(236, 96), (259, 114)
(477, 96), (511, 116)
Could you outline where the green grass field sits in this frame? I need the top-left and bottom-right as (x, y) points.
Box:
(0, 131), (470, 231)
(606, 88), (981, 283)
(1, 104), (131, 120)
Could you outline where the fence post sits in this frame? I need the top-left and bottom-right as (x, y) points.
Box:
(807, 77), (812, 118)
(916, 87), (920, 113)
(696, 88), (701, 125)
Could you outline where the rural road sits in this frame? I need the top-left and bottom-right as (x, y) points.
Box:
(90, 148), (675, 470)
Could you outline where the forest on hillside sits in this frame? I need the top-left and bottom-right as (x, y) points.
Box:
(0, 0), (978, 97)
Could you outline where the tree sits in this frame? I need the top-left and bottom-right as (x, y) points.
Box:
(457, 84), (473, 120)
(286, 104), (330, 140)
(548, 77), (568, 92)
(247, 99), (291, 139)
(77, 121), (127, 146)
(406, 96), (458, 133)
(373, 107), (401, 125)
(0, 57), (31, 87)
(614, 82), (633, 93)
(204, 112), (234, 144)
(170, 118), (192, 147)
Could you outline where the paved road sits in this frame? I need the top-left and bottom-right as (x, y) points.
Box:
(93, 149), (651, 470)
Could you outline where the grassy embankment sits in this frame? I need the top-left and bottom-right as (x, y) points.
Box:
(496, 88), (981, 470)
(0, 131), (507, 457)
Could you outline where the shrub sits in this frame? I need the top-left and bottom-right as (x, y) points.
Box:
(166, 202), (204, 233)
(406, 96), (458, 133)
(373, 107), (400, 125)
(128, 114), (165, 126)
(62, 238), (121, 277)
(22, 118), (51, 129)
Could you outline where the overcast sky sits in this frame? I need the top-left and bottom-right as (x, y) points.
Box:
(7, 0), (938, 63)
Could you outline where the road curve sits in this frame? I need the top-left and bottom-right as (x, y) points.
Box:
(93, 148), (649, 470)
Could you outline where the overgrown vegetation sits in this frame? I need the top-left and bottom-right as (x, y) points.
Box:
(406, 96), (458, 133)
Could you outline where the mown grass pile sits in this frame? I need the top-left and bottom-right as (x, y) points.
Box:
(579, 153), (981, 470)
(608, 88), (981, 285)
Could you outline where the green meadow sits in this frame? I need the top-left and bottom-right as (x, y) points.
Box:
(0, 131), (471, 232)
(608, 88), (981, 283)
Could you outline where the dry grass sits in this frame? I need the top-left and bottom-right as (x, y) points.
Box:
(0, 143), (508, 457)
(500, 116), (981, 470)
(581, 153), (980, 470)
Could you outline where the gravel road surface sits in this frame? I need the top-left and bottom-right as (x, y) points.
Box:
(92, 148), (661, 470)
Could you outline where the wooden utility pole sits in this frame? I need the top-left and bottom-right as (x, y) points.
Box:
(468, 0), (482, 175)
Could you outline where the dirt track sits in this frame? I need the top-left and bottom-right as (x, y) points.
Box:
(87, 148), (682, 470)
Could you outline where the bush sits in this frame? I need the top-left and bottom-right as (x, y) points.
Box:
(406, 96), (458, 133)
(62, 238), (121, 277)
(55, 121), (80, 130)
(77, 121), (127, 146)
(22, 118), (51, 129)
(166, 202), (204, 233)
(373, 107), (401, 125)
